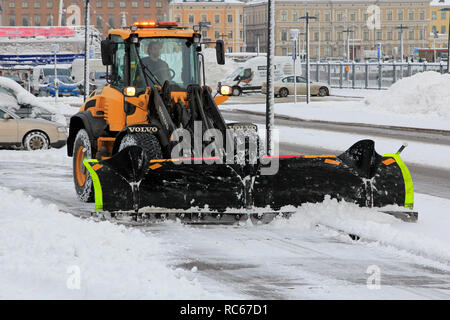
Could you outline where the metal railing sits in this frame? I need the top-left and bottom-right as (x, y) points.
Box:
(300, 61), (449, 90)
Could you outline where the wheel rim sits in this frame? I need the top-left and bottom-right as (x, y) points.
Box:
(319, 88), (327, 96)
(29, 136), (44, 150)
(233, 88), (240, 96)
(281, 89), (288, 97)
(75, 146), (87, 186)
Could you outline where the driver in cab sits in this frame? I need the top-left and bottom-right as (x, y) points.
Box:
(142, 39), (170, 84)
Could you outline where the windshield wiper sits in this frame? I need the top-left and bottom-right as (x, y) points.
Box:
(134, 46), (162, 87)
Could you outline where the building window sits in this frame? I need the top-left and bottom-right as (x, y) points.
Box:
(350, 12), (356, 22)
(325, 31), (330, 41)
(34, 1), (41, 9)
(387, 10), (393, 21)
(9, 15), (16, 26)
(420, 11), (425, 21)
(282, 47), (287, 56)
(337, 12), (343, 22)
(202, 30), (207, 38)
(119, 1), (126, 8)
(432, 11), (437, 20)
(8, 1), (15, 8)
(324, 11), (330, 22)
(201, 14), (207, 22)
(408, 10), (414, 21)
(96, 1), (102, 8)
(131, 1), (138, 8)
(338, 31), (343, 41)
(34, 14), (41, 26)
(281, 11), (287, 22)
(376, 31), (382, 40)
(397, 10), (403, 21)
(108, 15), (115, 28)
(188, 15), (194, 24)
(215, 30), (220, 39)
(441, 26), (446, 34)
(228, 14), (232, 23)
(292, 11), (298, 22)
(46, 14), (53, 26)
(22, 15), (29, 26)
(132, 15), (139, 23)
(215, 14), (220, 23)
(314, 32), (319, 41)
(22, 1), (28, 8)
(107, 1), (114, 9)
(442, 11), (447, 20)
(432, 25), (437, 34)
(363, 31), (369, 41)
(281, 30), (287, 41)
(228, 30), (233, 39)
(408, 30), (414, 40)
(419, 29), (424, 40)
(96, 15), (103, 29)
(175, 16), (181, 23)
(156, 1), (162, 8)
(46, 1), (53, 9)
(144, 1), (150, 8)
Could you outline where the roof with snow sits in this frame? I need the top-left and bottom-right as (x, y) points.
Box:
(431, 0), (450, 6)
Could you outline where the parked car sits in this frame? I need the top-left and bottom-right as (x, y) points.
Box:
(261, 75), (331, 97)
(0, 106), (67, 150)
(90, 71), (107, 91)
(40, 75), (80, 97)
(0, 76), (65, 124)
(5, 75), (25, 88)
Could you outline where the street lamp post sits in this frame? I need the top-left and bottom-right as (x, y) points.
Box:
(299, 12), (317, 104)
(440, 8), (450, 73)
(396, 24), (409, 62)
(342, 28), (354, 62)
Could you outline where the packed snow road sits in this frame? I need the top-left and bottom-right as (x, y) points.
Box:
(1, 133), (450, 298)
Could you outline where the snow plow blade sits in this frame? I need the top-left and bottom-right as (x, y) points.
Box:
(83, 140), (416, 222)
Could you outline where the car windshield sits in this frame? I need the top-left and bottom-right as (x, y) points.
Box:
(0, 87), (17, 99)
(48, 75), (74, 84)
(130, 37), (200, 91)
(43, 68), (71, 77)
(226, 67), (244, 80)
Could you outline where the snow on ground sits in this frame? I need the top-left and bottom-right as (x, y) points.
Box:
(268, 195), (450, 265)
(0, 185), (240, 299)
(221, 72), (450, 131)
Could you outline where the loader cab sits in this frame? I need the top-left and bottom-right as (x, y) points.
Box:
(100, 22), (225, 95)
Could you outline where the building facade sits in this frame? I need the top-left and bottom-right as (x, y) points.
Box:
(430, 0), (450, 49)
(169, 0), (245, 53)
(245, 0), (430, 59)
(2, 0), (169, 36)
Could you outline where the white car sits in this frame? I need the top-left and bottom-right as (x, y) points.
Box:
(261, 75), (331, 98)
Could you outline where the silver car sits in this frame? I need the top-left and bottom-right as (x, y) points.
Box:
(0, 106), (67, 150)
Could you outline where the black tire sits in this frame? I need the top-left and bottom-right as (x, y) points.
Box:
(23, 131), (49, 151)
(119, 132), (162, 161)
(232, 86), (242, 96)
(318, 87), (329, 97)
(73, 129), (95, 202)
(279, 88), (289, 98)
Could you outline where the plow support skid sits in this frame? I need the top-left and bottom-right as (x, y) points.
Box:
(85, 140), (413, 214)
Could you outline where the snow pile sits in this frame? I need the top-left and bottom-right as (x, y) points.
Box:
(202, 48), (241, 90)
(365, 71), (450, 119)
(269, 196), (450, 264)
(0, 76), (66, 125)
(0, 187), (224, 299)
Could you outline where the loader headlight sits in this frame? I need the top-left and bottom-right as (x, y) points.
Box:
(220, 85), (232, 96)
(124, 86), (136, 97)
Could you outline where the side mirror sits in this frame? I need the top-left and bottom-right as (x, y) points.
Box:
(101, 39), (115, 66)
(216, 40), (225, 65)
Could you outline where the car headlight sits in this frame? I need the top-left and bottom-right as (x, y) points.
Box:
(220, 85), (232, 96)
(57, 126), (67, 133)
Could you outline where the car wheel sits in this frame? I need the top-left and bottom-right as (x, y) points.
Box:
(279, 88), (289, 98)
(73, 129), (95, 202)
(23, 131), (49, 151)
(232, 86), (242, 96)
(318, 87), (329, 97)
